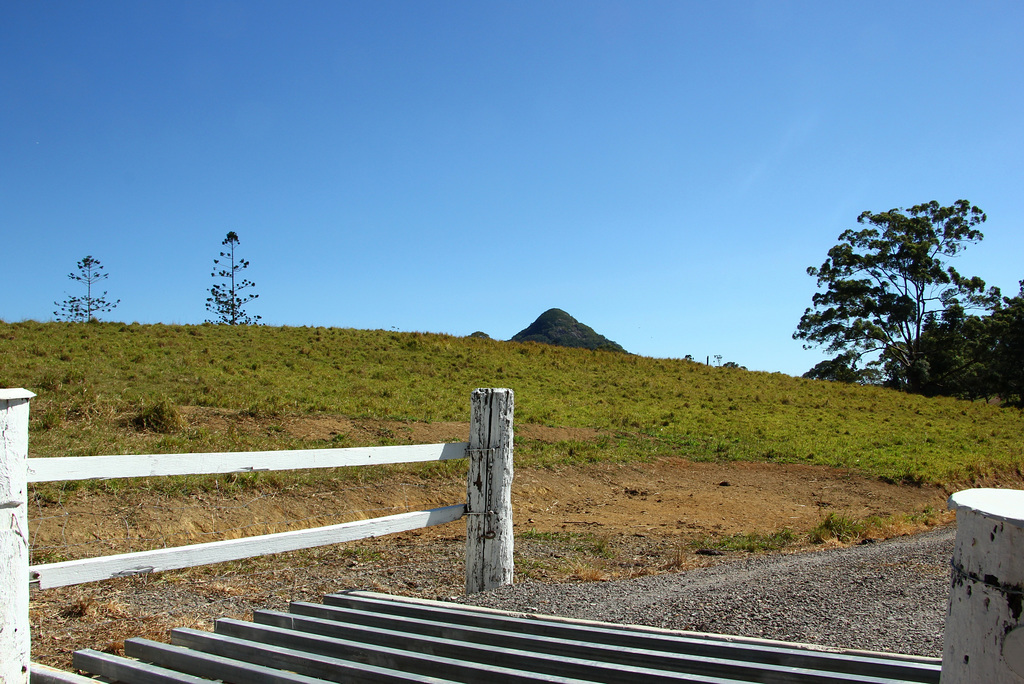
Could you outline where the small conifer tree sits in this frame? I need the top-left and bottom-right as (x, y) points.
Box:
(53, 255), (120, 322)
(206, 231), (261, 325)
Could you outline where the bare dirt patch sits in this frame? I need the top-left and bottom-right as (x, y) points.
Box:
(512, 458), (946, 537)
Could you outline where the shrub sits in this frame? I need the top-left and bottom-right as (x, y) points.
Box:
(810, 512), (866, 543)
(130, 399), (184, 433)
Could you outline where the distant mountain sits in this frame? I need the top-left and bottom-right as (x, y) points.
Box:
(511, 308), (627, 353)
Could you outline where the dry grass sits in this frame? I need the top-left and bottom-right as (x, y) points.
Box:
(567, 561), (609, 582)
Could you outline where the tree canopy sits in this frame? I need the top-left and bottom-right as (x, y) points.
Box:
(795, 200), (999, 393)
(985, 282), (1024, 406)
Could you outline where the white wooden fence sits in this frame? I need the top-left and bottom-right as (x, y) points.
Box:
(0, 387), (514, 684)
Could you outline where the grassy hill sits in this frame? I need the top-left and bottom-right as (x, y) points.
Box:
(2, 320), (1022, 486)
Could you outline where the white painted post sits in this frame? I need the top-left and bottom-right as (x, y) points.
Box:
(466, 388), (514, 594)
(1, 389), (35, 684)
(941, 488), (1024, 683)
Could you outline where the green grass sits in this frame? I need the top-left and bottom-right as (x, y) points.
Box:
(690, 507), (946, 552)
(3, 320), (1024, 486)
(691, 528), (799, 553)
(809, 513), (867, 543)
(517, 529), (566, 542)
(517, 529), (614, 558)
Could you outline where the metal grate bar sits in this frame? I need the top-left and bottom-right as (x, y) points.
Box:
(67, 592), (942, 684)
(323, 593), (940, 684)
(174, 625), (595, 684)
(72, 648), (219, 683)
(216, 615), (747, 684)
(270, 605), (903, 684)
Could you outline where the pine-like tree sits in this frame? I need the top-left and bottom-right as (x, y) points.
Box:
(53, 255), (120, 322)
(206, 231), (261, 325)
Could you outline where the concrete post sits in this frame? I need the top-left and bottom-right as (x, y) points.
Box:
(465, 388), (514, 594)
(941, 488), (1024, 683)
(1, 389), (35, 684)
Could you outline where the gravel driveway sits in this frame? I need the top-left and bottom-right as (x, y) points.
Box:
(459, 527), (955, 658)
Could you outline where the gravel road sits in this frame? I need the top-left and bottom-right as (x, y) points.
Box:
(458, 527), (955, 658)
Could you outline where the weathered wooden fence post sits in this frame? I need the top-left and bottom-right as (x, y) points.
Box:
(466, 388), (514, 594)
(1, 389), (35, 683)
(941, 488), (1024, 683)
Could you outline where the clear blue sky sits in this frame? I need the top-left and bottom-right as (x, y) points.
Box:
(4, 1), (1022, 376)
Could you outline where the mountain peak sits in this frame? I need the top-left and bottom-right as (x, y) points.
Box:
(511, 309), (627, 353)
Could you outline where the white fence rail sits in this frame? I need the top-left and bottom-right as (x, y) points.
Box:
(0, 387), (514, 684)
(30, 504), (468, 590)
(26, 442), (470, 483)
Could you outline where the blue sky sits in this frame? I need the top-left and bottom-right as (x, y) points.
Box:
(4, 1), (1022, 376)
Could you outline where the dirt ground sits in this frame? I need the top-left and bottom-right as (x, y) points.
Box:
(27, 414), (968, 672)
(28, 455), (951, 563)
(149, 408), (954, 538)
